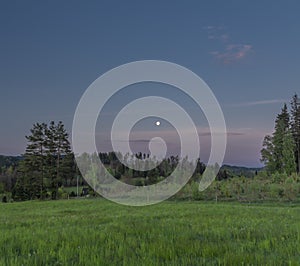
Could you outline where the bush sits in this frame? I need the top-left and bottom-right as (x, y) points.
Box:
(57, 187), (63, 197)
(290, 173), (300, 183)
(69, 191), (76, 197)
(2, 195), (7, 203)
(285, 176), (294, 184)
(191, 182), (202, 200)
(284, 184), (298, 201)
(271, 172), (286, 183)
(134, 179), (144, 186)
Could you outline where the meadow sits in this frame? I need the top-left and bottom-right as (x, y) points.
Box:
(0, 199), (299, 265)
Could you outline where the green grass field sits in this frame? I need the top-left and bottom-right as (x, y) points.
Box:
(0, 199), (300, 265)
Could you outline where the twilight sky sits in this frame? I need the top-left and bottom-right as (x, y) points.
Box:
(0, 1), (299, 167)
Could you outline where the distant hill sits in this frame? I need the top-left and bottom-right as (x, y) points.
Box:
(221, 164), (263, 178)
(0, 155), (22, 169)
(0, 154), (263, 178)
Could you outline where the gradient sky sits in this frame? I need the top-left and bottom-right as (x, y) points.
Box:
(1, 1), (300, 167)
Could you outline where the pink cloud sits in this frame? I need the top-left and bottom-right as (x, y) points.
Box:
(210, 44), (252, 64)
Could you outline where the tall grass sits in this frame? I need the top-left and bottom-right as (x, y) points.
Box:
(0, 199), (299, 265)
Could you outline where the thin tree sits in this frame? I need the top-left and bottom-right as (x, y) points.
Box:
(282, 128), (296, 175)
(261, 134), (276, 173)
(46, 121), (72, 199)
(290, 94), (300, 173)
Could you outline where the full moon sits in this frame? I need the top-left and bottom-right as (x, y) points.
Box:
(155, 121), (161, 126)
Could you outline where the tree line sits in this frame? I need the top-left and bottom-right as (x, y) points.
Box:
(3, 119), (235, 201)
(3, 93), (299, 203)
(6, 121), (213, 201)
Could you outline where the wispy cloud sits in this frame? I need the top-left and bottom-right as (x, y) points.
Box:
(229, 99), (287, 107)
(210, 44), (252, 64)
(208, 34), (229, 42)
(202, 25), (215, 30)
(198, 131), (245, 136)
(112, 139), (162, 143)
(203, 25), (253, 64)
(203, 25), (228, 42)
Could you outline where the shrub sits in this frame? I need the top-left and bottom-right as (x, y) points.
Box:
(69, 191), (76, 197)
(2, 195), (7, 203)
(271, 172), (286, 183)
(191, 182), (202, 200)
(134, 179), (144, 186)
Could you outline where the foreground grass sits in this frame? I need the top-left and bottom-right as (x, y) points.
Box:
(0, 199), (299, 265)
